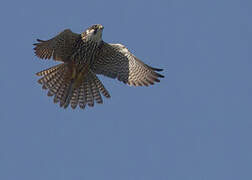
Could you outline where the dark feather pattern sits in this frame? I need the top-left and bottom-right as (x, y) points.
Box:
(34, 24), (164, 109)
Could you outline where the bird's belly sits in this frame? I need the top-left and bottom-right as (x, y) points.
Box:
(67, 62), (90, 89)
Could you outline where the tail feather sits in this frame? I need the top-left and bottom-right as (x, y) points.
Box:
(54, 82), (66, 104)
(36, 64), (110, 109)
(70, 88), (79, 109)
(88, 72), (103, 104)
(91, 80), (103, 104)
(50, 74), (64, 100)
(38, 65), (65, 90)
(54, 69), (69, 104)
(93, 75), (111, 98)
(47, 68), (65, 95)
(51, 70), (65, 95)
(84, 79), (94, 107)
(38, 70), (57, 85)
(36, 64), (63, 76)
(78, 83), (86, 109)
(62, 79), (75, 109)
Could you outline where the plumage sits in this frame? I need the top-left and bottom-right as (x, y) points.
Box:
(34, 24), (164, 109)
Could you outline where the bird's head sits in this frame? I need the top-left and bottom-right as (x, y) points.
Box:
(81, 24), (104, 43)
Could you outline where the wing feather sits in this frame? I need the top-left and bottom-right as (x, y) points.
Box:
(33, 29), (80, 62)
(92, 42), (164, 86)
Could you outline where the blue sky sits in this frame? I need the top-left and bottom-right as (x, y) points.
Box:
(0, 0), (251, 179)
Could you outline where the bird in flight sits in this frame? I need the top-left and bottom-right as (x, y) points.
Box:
(34, 24), (164, 109)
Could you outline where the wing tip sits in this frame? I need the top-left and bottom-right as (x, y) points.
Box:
(149, 66), (165, 78)
(156, 73), (164, 78)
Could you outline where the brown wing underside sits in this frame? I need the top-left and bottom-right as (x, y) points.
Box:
(33, 29), (80, 62)
(92, 42), (164, 86)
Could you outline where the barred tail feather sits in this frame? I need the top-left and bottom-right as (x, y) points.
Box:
(93, 75), (111, 98)
(61, 79), (75, 109)
(91, 79), (103, 104)
(47, 70), (65, 96)
(36, 64), (63, 76)
(37, 65), (63, 86)
(52, 72), (65, 102)
(78, 83), (86, 109)
(36, 64), (110, 109)
(84, 78), (94, 107)
(70, 88), (80, 109)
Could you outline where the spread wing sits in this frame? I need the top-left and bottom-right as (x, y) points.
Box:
(33, 29), (80, 62)
(92, 42), (164, 86)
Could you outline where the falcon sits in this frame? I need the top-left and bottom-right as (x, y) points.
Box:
(34, 24), (164, 109)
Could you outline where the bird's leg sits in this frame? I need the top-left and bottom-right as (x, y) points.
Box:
(73, 64), (90, 89)
(71, 65), (77, 80)
(65, 62), (77, 80)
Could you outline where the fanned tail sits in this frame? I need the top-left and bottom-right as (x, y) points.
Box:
(36, 64), (110, 109)
(69, 69), (111, 109)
